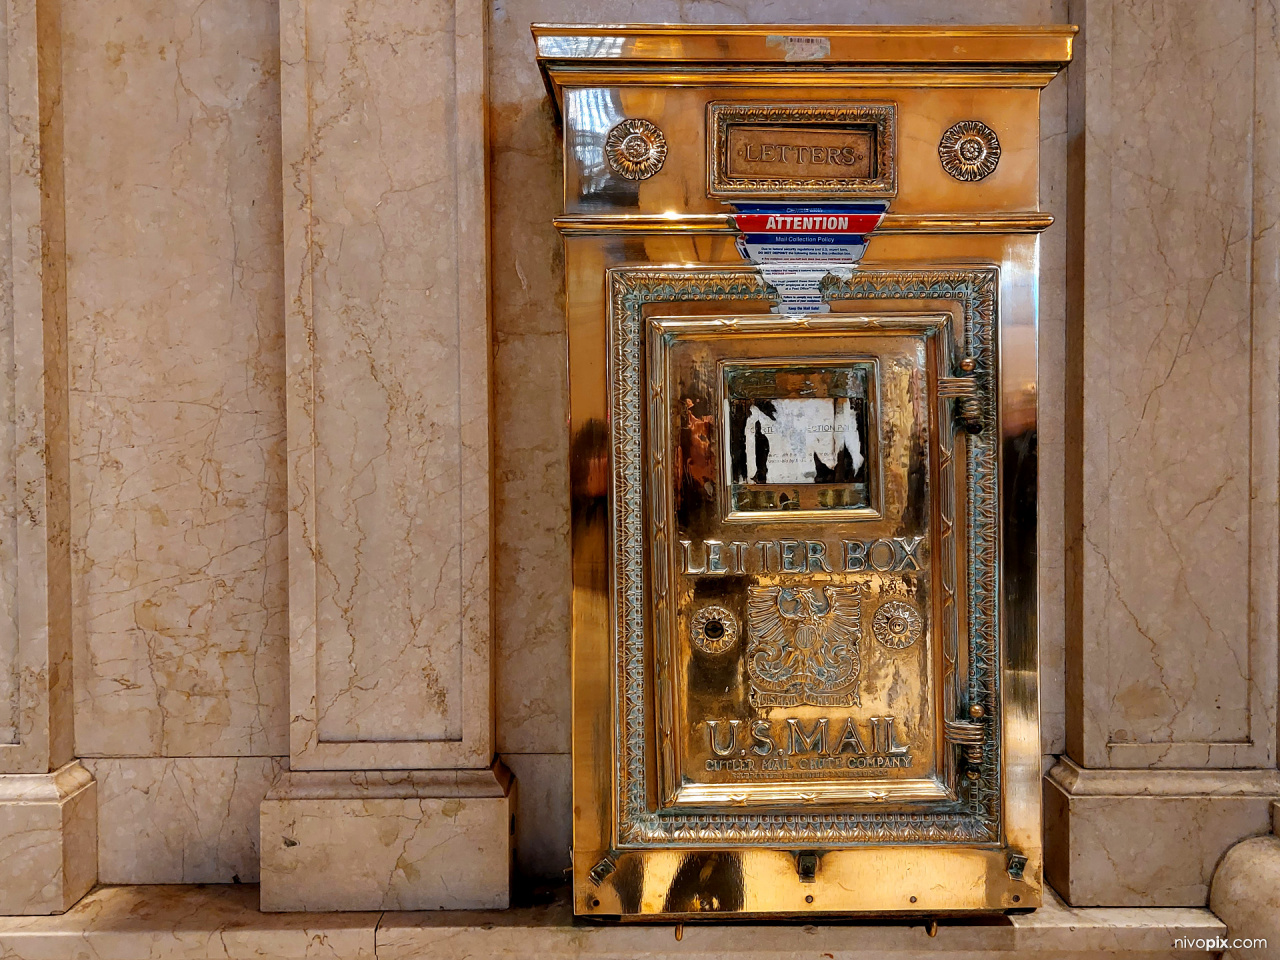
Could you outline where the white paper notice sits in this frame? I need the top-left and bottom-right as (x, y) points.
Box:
(741, 398), (864, 484)
(755, 265), (831, 314)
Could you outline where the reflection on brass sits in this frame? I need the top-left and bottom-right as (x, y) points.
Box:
(538, 23), (1070, 920)
(939, 120), (1002, 181)
(709, 103), (895, 198)
(605, 118), (668, 180)
(534, 25), (1076, 109)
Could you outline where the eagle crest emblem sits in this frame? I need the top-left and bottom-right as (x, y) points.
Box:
(746, 584), (863, 707)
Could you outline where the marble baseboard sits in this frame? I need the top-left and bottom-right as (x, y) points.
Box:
(0, 882), (1226, 960)
(259, 767), (512, 912)
(87, 757), (284, 884)
(1045, 759), (1280, 907)
(0, 763), (96, 915)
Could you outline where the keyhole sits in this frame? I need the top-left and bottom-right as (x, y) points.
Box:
(703, 619), (725, 641)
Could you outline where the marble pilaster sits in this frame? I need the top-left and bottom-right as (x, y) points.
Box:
(1054, 0), (1280, 906)
(263, 0), (509, 909)
(0, 0), (96, 914)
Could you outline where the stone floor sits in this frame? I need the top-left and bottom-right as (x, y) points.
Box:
(0, 883), (1227, 959)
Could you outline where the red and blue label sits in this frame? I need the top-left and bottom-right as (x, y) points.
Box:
(730, 201), (889, 265)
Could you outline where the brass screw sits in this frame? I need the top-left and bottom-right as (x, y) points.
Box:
(969, 703), (985, 719)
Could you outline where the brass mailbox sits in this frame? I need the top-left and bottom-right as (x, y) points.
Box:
(536, 24), (1073, 918)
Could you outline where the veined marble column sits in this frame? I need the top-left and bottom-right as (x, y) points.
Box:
(259, 0), (510, 911)
(1049, 0), (1280, 906)
(0, 0), (96, 915)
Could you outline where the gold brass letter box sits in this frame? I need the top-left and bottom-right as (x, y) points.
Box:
(536, 24), (1074, 918)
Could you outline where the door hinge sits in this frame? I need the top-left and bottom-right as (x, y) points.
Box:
(938, 356), (983, 433)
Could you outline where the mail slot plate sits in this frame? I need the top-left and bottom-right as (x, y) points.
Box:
(708, 102), (897, 198)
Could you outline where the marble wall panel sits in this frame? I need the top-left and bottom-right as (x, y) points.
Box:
(489, 0), (1071, 761)
(296, 0), (463, 747)
(62, 0), (288, 758)
(0, 0), (17, 746)
(86, 757), (283, 884)
(282, 0), (492, 769)
(1068, 0), (1279, 769)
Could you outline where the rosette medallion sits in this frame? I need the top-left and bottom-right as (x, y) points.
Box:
(939, 120), (1001, 181)
(604, 118), (668, 180)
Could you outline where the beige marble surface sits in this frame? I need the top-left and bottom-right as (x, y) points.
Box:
(1210, 836), (1280, 960)
(0, 882), (1226, 959)
(88, 758), (283, 884)
(1067, 0), (1279, 769)
(383, 885), (1224, 959)
(502, 753), (570, 881)
(282, 0), (492, 770)
(62, 0), (288, 760)
(0, 763), (96, 915)
(0, 884), (379, 959)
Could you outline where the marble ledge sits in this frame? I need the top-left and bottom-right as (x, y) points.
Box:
(264, 764), (511, 801)
(1047, 759), (1280, 797)
(0, 883), (1225, 960)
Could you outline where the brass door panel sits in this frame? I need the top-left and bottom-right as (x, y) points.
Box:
(649, 315), (954, 814)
